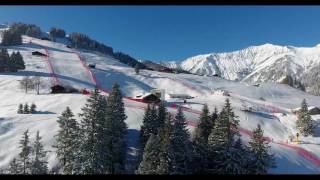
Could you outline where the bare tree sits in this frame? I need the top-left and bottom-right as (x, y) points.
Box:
(19, 76), (34, 93)
(32, 76), (41, 95)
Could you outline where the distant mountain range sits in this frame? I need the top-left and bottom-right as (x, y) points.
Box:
(160, 43), (320, 95)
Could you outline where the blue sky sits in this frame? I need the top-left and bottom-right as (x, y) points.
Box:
(1, 6), (320, 61)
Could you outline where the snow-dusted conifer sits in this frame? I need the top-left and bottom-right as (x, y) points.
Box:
(17, 104), (23, 114)
(105, 83), (127, 174)
(137, 134), (161, 174)
(78, 88), (108, 174)
(248, 124), (275, 174)
(54, 106), (80, 174)
(296, 99), (314, 136)
(19, 130), (32, 174)
(170, 107), (192, 174)
(30, 131), (48, 174)
(23, 103), (29, 114)
(140, 104), (158, 147)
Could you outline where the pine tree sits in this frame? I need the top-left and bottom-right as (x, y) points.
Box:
(156, 102), (167, 131)
(30, 103), (36, 114)
(248, 124), (276, 174)
(18, 130), (32, 174)
(17, 104), (23, 114)
(15, 51), (25, 70)
(0, 48), (10, 72)
(208, 98), (239, 148)
(208, 108), (229, 148)
(190, 105), (213, 174)
(155, 114), (174, 174)
(190, 137), (209, 174)
(194, 104), (213, 143)
(23, 103), (29, 114)
(105, 83), (127, 174)
(224, 98), (240, 145)
(170, 107), (192, 174)
(296, 99), (314, 136)
(30, 131), (48, 174)
(211, 107), (218, 127)
(54, 107), (80, 174)
(8, 158), (21, 174)
(140, 104), (158, 147)
(8, 52), (18, 72)
(77, 88), (108, 174)
(137, 134), (161, 174)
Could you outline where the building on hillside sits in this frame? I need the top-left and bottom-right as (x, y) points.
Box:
(51, 85), (66, 94)
(151, 89), (165, 101)
(51, 85), (79, 94)
(134, 93), (161, 103)
(88, 64), (96, 69)
(32, 51), (47, 57)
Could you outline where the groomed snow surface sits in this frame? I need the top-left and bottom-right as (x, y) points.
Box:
(0, 35), (320, 174)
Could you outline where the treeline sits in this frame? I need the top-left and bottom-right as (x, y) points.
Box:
(138, 99), (276, 174)
(49, 28), (66, 38)
(0, 48), (25, 72)
(1, 22), (145, 69)
(68, 32), (114, 55)
(113, 52), (146, 69)
(1, 22), (41, 46)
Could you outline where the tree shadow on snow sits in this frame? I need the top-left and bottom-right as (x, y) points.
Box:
(126, 129), (141, 173)
(34, 111), (56, 115)
(0, 71), (52, 78)
(94, 68), (153, 94)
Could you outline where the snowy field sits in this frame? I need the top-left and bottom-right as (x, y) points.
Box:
(1, 35), (320, 173)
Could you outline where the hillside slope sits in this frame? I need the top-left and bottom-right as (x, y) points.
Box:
(0, 36), (320, 173)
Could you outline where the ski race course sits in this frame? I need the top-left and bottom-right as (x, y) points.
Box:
(1, 35), (320, 173)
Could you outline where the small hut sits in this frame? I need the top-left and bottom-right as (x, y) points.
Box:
(51, 85), (66, 94)
(88, 64), (96, 69)
(32, 51), (47, 57)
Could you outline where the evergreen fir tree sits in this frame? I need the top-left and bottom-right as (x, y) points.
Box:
(155, 114), (174, 174)
(190, 137), (210, 174)
(9, 51), (25, 71)
(77, 88), (108, 174)
(23, 103), (29, 114)
(30, 131), (48, 174)
(156, 102), (167, 131)
(8, 158), (21, 174)
(30, 103), (36, 114)
(18, 130), (32, 174)
(105, 83), (127, 174)
(296, 99), (314, 136)
(137, 134), (161, 174)
(54, 107), (80, 174)
(140, 104), (158, 147)
(170, 107), (192, 174)
(248, 124), (276, 174)
(208, 108), (229, 148)
(208, 98), (239, 148)
(194, 104), (212, 143)
(17, 104), (23, 114)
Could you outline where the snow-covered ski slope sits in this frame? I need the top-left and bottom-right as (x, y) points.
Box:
(1, 35), (320, 173)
